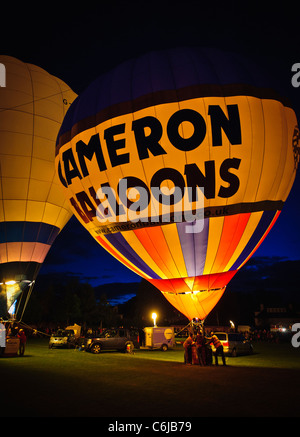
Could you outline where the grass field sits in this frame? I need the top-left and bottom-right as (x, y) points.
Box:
(1, 338), (300, 418)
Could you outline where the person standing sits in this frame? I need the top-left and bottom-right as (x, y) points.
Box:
(18, 328), (27, 356)
(207, 332), (226, 366)
(0, 318), (6, 356)
(183, 331), (194, 365)
(195, 329), (206, 366)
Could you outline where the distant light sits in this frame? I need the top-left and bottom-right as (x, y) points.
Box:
(152, 312), (157, 327)
(230, 320), (235, 329)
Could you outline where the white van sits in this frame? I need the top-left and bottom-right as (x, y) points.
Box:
(211, 332), (253, 357)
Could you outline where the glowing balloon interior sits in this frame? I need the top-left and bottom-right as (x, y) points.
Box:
(0, 56), (77, 318)
(55, 48), (299, 321)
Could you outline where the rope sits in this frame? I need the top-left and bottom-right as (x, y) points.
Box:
(17, 320), (51, 337)
(18, 282), (35, 323)
(175, 318), (206, 336)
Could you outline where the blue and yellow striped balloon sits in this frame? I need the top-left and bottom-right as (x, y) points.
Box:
(0, 56), (77, 317)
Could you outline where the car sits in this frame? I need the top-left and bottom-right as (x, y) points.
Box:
(210, 332), (253, 357)
(49, 329), (78, 349)
(82, 327), (140, 354)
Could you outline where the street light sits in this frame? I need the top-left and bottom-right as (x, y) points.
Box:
(152, 312), (157, 327)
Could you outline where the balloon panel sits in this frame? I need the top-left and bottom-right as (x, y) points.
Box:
(162, 288), (226, 321)
(55, 48), (299, 320)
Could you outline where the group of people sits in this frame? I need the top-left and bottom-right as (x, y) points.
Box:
(183, 329), (226, 366)
(0, 318), (27, 357)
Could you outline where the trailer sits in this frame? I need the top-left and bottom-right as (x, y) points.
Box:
(143, 326), (174, 351)
(65, 324), (81, 338)
(4, 337), (20, 357)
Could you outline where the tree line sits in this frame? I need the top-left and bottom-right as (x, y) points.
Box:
(23, 277), (122, 329)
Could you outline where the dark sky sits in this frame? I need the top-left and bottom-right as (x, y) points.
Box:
(2, 1), (300, 298)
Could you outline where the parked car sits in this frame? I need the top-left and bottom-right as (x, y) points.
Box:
(49, 329), (78, 349)
(82, 327), (140, 354)
(210, 332), (253, 357)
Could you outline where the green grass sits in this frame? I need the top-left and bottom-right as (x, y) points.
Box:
(1, 338), (300, 417)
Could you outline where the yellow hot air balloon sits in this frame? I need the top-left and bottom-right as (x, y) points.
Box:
(0, 56), (77, 319)
(55, 48), (299, 321)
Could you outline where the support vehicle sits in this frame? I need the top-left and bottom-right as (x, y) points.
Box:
(143, 326), (174, 351)
(49, 324), (81, 349)
(82, 327), (140, 354)
(210, 332), (253, 356)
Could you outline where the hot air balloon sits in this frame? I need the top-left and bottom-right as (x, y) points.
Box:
(55, 48), (299, 322)
(0, 56), (77, 319)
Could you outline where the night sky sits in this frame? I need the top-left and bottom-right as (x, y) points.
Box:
(2, 2), (300, 302)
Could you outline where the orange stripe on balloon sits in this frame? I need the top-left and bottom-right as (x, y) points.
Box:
(213, 213), (251, 273)
(133, 227), (177, 278)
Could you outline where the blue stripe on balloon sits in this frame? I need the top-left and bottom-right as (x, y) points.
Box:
(0, 222), (60, 245)
(193, 218), (209, 276)
(177, 219), (209, 277)
(176, 222), (195, 276)
(230, 210), (277, 271)
(104, 232), (161, 279)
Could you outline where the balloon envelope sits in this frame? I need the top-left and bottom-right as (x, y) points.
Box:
(55, 48), (299, 320)
(0, 56), (77, 318)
